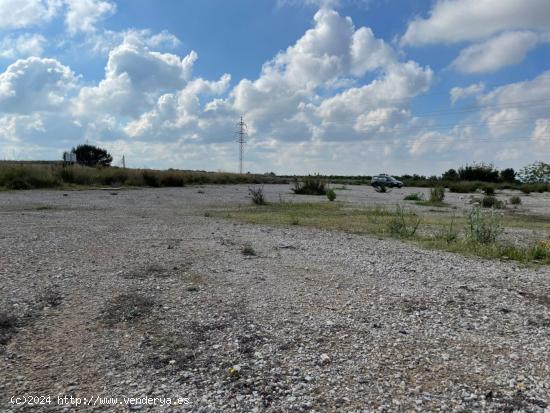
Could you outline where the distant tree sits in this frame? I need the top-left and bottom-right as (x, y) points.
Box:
(442, 168), (459, 181)
(72, 144), (113, 167)
(458, 163), (499, 182)
(499, 168), (516, 182)
(518, 161), (550, 183)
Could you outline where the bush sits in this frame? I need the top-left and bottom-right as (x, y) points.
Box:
(387, 205), (421, 238)
(404, 192), (424, 201)
(458, 162), (499, 182)
(509, 196), (522, 205)
(6, 177), (32, 190)
(481, 195), (504, 209)
(242, 244), (256, 256)
(429, 187), (445, 203)
(160, 173), (185, 187)
(467, 207), (502, 244)
(292, 174), (326, 195)
(326, 189), (336, 201)
(483, 186), (495, 195)
(449, 181), (481, 193)
(249, 186), (266, 205)
(72, 144), (113, 167)
(142, 170), (161, 187)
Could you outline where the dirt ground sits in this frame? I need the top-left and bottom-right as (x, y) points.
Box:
(1, 185), (549, 412)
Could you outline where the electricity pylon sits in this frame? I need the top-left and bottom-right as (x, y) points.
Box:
(235, 115), (248, 174)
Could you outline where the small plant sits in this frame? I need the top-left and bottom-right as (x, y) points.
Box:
(481, 195), (504, 209)
(483, 186), (495, 195)
(387, 205), (421, 238)
(429, 187), (445, 203)
(436, 216), (458, 243)
(467, 207), (502, 244)
(242, 244), (256, 256)
(374, 184), (387, 193)
(326, 188), (336, 201)
(249, 186), (266, 205)
(404, 193), (424, 201)
(509, 196), (522, 205)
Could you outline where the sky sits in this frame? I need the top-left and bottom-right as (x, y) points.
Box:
(0, 0), (549, 175)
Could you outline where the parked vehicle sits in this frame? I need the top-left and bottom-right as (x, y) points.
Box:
(371, 174), (403, 188)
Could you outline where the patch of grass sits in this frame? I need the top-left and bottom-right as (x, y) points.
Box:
(0, 163), (285, 190)
(219, 202), (550, 264)
(510, 195), (522, 205)
(102, 294), (155, 326)
(404, 192), (424, 201)
(387, 205), (421, 238)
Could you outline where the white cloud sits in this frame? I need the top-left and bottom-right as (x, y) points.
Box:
(226, 9), (432, 143)
(478, 71), (550, 138)
(87, 29), (181, 56)
(277, 0), (371, 9)
(0, 57), (77, 112)
(452, 31), (539, 74)
(64, 0), (116, 35)
(450, 82), (485, 104)
(0, 34), (47, 59)
(0, 0), (61, 30)
(532, 118), (550, 144)
(73, 40), (197, 118)
(402, 0), (550, 46)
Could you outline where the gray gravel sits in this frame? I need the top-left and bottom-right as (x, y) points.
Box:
(1, 186), (549, 412)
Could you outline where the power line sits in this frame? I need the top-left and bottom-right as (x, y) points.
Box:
(235, 115), (248, 174)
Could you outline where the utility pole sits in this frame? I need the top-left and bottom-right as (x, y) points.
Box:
(235, 115), (247, 174)
(122, 155), (126, 168)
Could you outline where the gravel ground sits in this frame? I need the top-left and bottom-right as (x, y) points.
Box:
(0, 186), (549, 412)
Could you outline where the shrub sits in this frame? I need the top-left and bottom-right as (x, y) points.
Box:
(292, 174), (326, 195)
(481, 195), (504, 209)
(249, 186), (266, 205)
(326, 188), (336, 202)
(142, 170), (161, 187)
(387, 205), (421, 238)
(449, 182), (480, 193)
(509, 196), (522, 205)
(429, 187), (445, 203)
(6, 177), (32, 190)
(483, 186), (495, 195)
(404, 192), (424, 201)
(160, 173), (185, 187)
(467, 207), (502, 244)
(500, 168), (516, 182)
(458, 162), (499, 182)
(242, 244), (256, 256)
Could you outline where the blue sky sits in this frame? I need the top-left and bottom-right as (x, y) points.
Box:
(0, 0), (549, 175)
